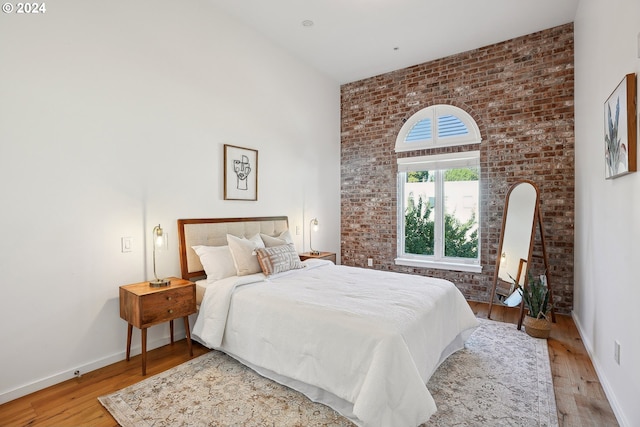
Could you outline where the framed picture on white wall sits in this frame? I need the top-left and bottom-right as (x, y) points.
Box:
(604, 73), (637, 179)
(224, 144), (258, 200)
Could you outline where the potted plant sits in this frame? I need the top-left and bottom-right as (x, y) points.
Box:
(519, 273), (552, 338)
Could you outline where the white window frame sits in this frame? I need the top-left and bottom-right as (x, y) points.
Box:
(395, 104), (482, 273)
(396, 152), (482, 272)
(395, 104), (482, 152)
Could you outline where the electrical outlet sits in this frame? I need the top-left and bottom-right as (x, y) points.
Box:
(74, 370), (81, 378)
(614, 341), (620, 365)
(367, 258), (373, 267)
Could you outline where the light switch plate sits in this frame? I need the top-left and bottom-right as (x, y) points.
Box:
(121, 237), (133, 253)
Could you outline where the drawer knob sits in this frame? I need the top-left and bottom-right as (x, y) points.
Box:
(168, 309), (174, 314)
(167, 296), (172, 301)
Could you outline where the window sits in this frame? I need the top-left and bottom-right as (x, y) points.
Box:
(395, 105), (481, 152)
(396, 105), (482, 272)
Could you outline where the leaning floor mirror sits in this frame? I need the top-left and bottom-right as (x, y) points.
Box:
(487, 179), (556, 329)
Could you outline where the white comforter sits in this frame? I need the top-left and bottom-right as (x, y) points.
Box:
(192, 260), (478, 427)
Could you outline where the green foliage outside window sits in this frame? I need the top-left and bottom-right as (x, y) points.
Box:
(443, 211), (478, 258)
(444, 168), (479, 181)
(408, 168), (478, 183)
(407, 171), (431, 182)
(404, 167), (479, 259)
(405, 193), (434, 255)
(405, 194), (478, 258)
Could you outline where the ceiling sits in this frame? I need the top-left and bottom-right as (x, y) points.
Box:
(208, 0), (579, 84)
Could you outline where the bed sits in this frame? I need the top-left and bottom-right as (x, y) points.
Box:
(177, 216), (479, 427)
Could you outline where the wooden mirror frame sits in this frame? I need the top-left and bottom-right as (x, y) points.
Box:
(487, 180), (556, 329)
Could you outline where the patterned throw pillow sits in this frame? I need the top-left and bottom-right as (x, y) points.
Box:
(255, 243), (305, 276)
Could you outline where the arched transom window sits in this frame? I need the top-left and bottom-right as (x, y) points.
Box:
(395, 104), (482, 152)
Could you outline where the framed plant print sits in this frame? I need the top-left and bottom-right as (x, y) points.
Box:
(224, 144), (258, 201)
(604, 73), (637, 179)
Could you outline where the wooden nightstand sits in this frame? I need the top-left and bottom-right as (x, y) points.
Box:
(119, 277), (197, 375)
(299, 251), (336, 263)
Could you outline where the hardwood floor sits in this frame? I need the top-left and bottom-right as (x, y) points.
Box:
(0, 341), (210, 427)
(0, 302), (619, 427)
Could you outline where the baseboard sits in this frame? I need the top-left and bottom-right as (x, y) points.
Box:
(0, 333), (185, 405)
(571, 311), (629, 427)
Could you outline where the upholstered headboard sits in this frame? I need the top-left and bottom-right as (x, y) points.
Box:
(177, 216), (289, 281)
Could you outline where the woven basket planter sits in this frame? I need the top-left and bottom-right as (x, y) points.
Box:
(523, 315), (551, 339)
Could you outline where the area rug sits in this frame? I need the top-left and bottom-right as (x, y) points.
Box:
(99, 319), (557, 427)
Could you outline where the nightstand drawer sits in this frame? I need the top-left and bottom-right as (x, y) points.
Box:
(140, 286), (195, 326)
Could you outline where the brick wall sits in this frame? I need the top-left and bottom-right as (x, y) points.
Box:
(340, 24), (574, 313)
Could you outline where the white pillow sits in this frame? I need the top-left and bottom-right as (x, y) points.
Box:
(226, 233), (265, 276)
(260, 229), (294, 247)
(192, 245), (237, 281)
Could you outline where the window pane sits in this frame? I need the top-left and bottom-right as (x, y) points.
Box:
(443, 167), (479, 259)
(404, 171), (434, 255)
(437, 114), (469, 138)
(405, 118), (432, 142)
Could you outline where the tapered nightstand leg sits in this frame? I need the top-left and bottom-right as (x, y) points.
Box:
(141, 328), (147, 376)
(170, 319), (174, 344)
(183, 316), (193, 357)
(126, 324), (133, 361)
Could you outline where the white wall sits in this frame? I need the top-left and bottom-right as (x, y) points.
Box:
(574, 0), (640, 425)
(0, 0), (340, 402)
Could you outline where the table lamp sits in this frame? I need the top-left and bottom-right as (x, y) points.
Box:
(150, 224), (170, 287)
(309, 218), (319, 255)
